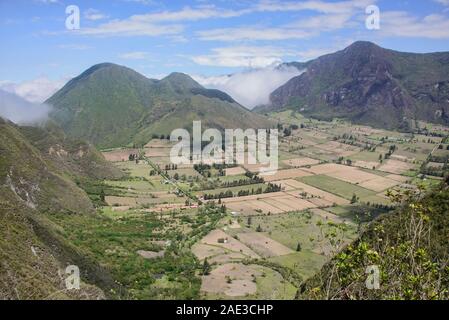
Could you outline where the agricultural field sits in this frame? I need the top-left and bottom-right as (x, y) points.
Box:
(74, 115), (447, 300)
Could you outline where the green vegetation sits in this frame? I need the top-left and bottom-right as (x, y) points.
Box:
(298, 181), (449, 300)
(46, 204), (223, 299)
(48, 63), (272, 148)
(266, 41), (449, 130)
(299, 175), (376, 201)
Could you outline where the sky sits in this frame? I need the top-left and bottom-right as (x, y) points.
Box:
(1, 0), (449, 107)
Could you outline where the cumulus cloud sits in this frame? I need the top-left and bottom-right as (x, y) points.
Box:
(191, 46), (296, 68)
(84, 9), (109, 21)
(0, 77), (66, 104)
(0, 89), (52, 125)
(197, 27), (312, 41)
(196, 0), (373, 41)
(192, 64), (304, 109)
(118, 51), (149, 60)
(297, 40), (354, 61)
(380, 11), (449, 39)
(435, 0), (449, 6)
(73, 0), (372, 38)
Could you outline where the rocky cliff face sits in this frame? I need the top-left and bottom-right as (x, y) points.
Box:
(268, 41), (449, 129)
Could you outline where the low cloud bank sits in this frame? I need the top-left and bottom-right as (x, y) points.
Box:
(0, 89), (52, 125)
(193, 64), (304, 109)
(0, 77), (66, 104)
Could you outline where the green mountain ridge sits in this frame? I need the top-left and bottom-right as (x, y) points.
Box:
(263, 41), (449, 130)
(297, 180), (449, 300)
(0, 117), (120, 299)
(47, 63), (273, 148)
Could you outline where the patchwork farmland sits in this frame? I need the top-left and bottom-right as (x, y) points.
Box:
(92, 112), (447, 299)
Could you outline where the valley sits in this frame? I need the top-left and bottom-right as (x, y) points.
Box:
(2, 38), (449, 301)
(43, 111), (447, 300)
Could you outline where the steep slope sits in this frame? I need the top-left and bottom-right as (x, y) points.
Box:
(47, 63), (273, 148)
(47, 63), (157, 148)
(297, 179), (449, 300)
(0, 118), (93, 213)
(0, 118), (119, 299)
(268, 41), (449, 130)
(19, 122), (123, 180)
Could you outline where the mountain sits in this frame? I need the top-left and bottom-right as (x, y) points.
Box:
(297, 178), (449, 300)
(47, 63), (273, 148)
(0, 118), (120, 299)
(265, 41), (449, 130)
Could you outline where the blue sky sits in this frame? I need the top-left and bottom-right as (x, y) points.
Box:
(1, 0), (449, 104)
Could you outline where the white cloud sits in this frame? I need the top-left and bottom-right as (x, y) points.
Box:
(0, 89), (52, 125)
(297, 40), (354, 61)
(84, 9), (109, 21)
(75, 5), (245, 37)
(197, 1), (369, 41)
(78, 19), (183, 37)
(287, 12), (354, 30)
(192, 64), (304, 108)
(380, 11), (449, 39)
(191, 46), (296, 68)
(253, 0), (374, 14)
(124, 0), (158, 5)
(144, 73), (168, 80)
(118, 51), (149, 60)
(197, 27), (313, 41)
(58, 43), (91, 50)
(0, 77), (66, 103)
(134, 6), (246, 22)
(34, 0), (60, 4)
(64, 0), (378, 40)
(435, 0), (449, 6)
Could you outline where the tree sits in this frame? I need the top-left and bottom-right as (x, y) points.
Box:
(202, 258), (211, 275)
(296, 242), (302, 252)
(256, 225), (263, 232)
(99, 189), (105, 202)
(247, 216), (252, 227)
(350, 193), (358, 204)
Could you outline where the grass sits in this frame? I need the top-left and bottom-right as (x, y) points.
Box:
(243, 211), (357, 282)
(217, 174), (251, 183)
(349, 150), (383, 162)
(202, 265), (297, 300)
(46, 203), (224, 300)
(194, 183), (268, 197)
(269, 252), (328, 280)
(115, 162), (155, 178)
(299, 175), (376, 200)
(105, 179), (171, 192)
(253, 266), (297, 299)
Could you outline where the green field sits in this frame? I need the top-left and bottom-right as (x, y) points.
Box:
(299, 175), (377, 201)
(195, 183), (268, 197)
(105, 179), (171, 193)
(243, 211), (357, 280)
